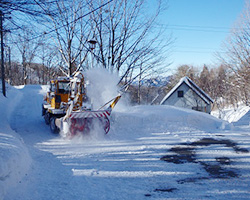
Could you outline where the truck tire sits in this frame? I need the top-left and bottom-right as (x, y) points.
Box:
(50, 116), (59, 133)
(44, 111), (50, 125)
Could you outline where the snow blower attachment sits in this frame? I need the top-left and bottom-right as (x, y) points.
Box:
(42, 71), (121, 138)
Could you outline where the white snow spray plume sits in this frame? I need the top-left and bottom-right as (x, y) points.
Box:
(61, 121), (70, 138)
(69, 120), (107, 143)
(85, 68), (128, 111)
(65, 68), (129, 143)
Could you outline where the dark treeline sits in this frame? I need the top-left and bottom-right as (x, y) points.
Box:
(1, 61), (62, 85)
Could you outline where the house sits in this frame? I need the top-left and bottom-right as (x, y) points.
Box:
(160, 76), (214, 114)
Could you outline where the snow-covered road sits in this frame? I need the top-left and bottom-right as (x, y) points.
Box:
(6, 86), (73, 199)
(3, 85), (250, 200)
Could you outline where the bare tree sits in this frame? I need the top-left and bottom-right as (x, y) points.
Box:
(32, 0), (171, 82)
(218, 0), (250, 106)
(87, 0), (171, 84)
(2, 0), (171, 88)
(166, 65), (199, 91)
(35, 0), (93, 76)
(1, 1), (56, 38)
(13, 28), (42, 84)
(0, 0), (58, 87)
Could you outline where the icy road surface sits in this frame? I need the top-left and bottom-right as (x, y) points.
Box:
(4, 85), (250, 200)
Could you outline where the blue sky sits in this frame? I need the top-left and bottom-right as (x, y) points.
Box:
(156, 0), (245, 72)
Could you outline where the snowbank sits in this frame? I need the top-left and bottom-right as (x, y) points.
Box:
(111, 105), (231, 139)
(0, 84), (31, 199)
(212, 104), (250, 126)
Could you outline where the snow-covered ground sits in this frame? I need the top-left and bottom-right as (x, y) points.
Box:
(1, 74), (250, 199)
(212, 105), (250, 125)
(0, 84), (31, 200)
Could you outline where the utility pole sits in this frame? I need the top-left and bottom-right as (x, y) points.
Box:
(0, 11), (6, 97)
(8, 46), (11, 84)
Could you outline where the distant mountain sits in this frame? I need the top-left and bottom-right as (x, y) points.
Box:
(133, 76), (171, 87)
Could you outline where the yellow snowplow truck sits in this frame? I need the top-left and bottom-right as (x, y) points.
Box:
(42, 71), (121, 137)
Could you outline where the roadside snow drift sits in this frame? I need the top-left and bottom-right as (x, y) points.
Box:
(111, 105), (231, 136)
(0, 84), (31, 199)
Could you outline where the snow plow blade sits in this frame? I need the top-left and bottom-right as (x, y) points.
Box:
(55, 95), (121, 138)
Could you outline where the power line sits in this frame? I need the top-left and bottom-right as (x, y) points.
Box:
(175, 45), (220, 50)
(168, 24), (231, 30)
(169, 43), (227, 54)
(169, 27), (228, 33)
(155, 23), (241, 33)
(8, 0), (114, 43)
(172, 50), (227, 54)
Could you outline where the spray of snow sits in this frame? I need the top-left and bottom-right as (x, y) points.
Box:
(57, 69), (129, 141)
(85, 68), (129, 111)
(60, 118), (107, 142)
(68, 121), (107, 143)
(60, 121), (70, 138)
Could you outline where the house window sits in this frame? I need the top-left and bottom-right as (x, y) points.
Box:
(178, 90), (184, 97)
(192, 106), (203, 112)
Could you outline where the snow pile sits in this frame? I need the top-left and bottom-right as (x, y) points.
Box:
(0, 84), (31, 199)
(112, 105), (231, 139)
(212, 104), (250, 125)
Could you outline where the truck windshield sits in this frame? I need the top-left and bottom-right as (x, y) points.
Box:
(58, 81), (70, 94)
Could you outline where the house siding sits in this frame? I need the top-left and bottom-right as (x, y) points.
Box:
(162, 83), (212, 113)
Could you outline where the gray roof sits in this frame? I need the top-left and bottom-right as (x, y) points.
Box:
(160, 76), (214, 105)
